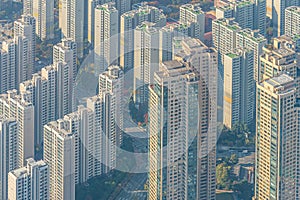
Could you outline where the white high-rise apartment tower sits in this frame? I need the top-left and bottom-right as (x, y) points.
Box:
(14, 15), (36, 80)
(86, 93), (119, 174)
(43, 66), (123, 193)
(223, 49), (255, 129)
(236, 29), (267, 82)
(63, 105), (102, 184)
(216, 0), (254, 30)
(149, 38), (217, 200)
(159, 23), (189, 63)
(23, 0), (32, 15)
(53, 38), (77, 83)
(44, 120), (76, 200)
(133, 22), (159, 104)
(87, 0), (101, 45)
(7, 158), (49, 200)
(215, 0), (266, 35)
(114, 0), (131, 16)
(120, 4), (166, 71)
(212, 18), (241, 120)
(14, 36), (29, 89)
(88, 0), (131, 45)
(285, 6), (300, 37)
(270, 0), (299, 36)
(87, 0), (113, 45)
(0, 90), (34, 167)
(254, 0), (267, 35)
(60, 0), (84, 58)
(180, 4), (205, 40)
(94, 3), (119, 74)
(20, 62), (73, 146)
(0, 117), (18, 200)
(0, 40), (16, 93)
(87, 65), (123, 173)
(212, 18), (241, 58)
(98, 65), (124, 147)
(30, 0), (54, 40)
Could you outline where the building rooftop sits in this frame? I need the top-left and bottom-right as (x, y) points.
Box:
(213, 18), (241, 31)
(160, 23), (189, 33)
(286, 6), (300, 14)
(96, 2), (118, 13)
(54, 38), (76, 50)
(273, 35), (300, 52)
(10, 158), (47, 178)
(122, 4), (161, 18)
(225, 48), (252, 59)
(262, 74), (295, 94)
(156, 60), (199, 82)
(9, 166), (28, 178)
(180, 4), (204, 15)
(217, 0), (253, 10)
(46, 120), (74, 139)
(266, 74), (294, 86)
(136, 22), (158, 34)
(261, 43), (296, 65)
(0, 90), (33, 107)
(100, 65), (123, 81)
(237, 29), (267, 43)
(174, 37), (216, 60)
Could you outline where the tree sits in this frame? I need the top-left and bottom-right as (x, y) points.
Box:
(229, 154), (238, 165)
(216, 163), (231, 189)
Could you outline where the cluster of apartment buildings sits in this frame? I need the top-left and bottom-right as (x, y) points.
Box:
(0, 0), (300, 199)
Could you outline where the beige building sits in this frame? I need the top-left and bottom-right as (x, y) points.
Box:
(149, 38), (217, 200)
(255, 74), (298, 199)
(259, 39), (299, 96)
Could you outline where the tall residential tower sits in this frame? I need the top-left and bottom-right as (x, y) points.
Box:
(255, 74), (299, 199)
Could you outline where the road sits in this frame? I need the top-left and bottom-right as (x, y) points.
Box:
(110, 104), (149, 199)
